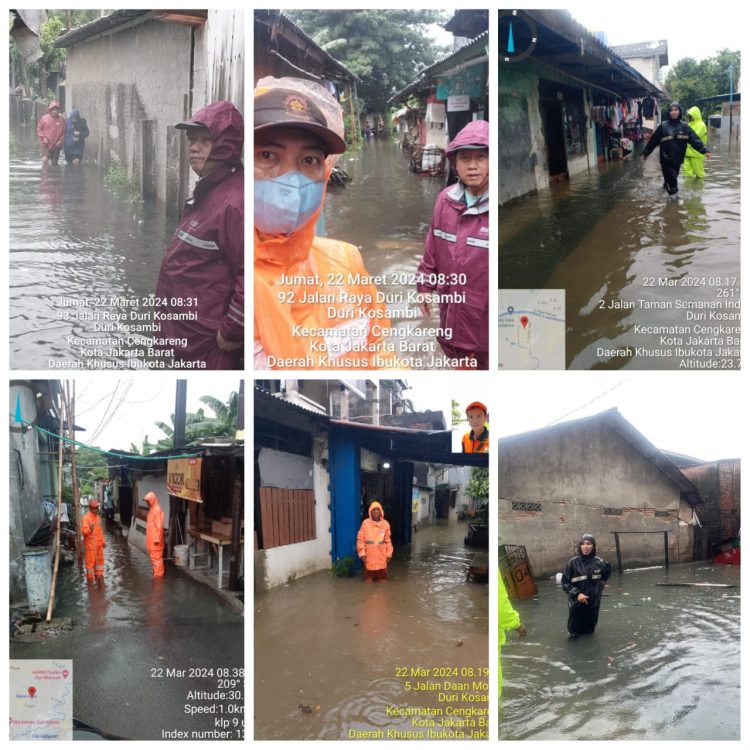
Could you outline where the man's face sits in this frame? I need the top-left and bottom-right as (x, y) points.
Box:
(580, 539), (594, 555)
(454, 149), (489, 195)
(50, 107), (60, 117)
(187, 127), (216, 176)
(371, 508), (382, 522)
(467, 408), (486, 433)
(669, 107), (681, 120)
(254, 127), (327, 182)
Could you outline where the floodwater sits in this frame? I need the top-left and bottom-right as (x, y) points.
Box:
(501, 137), (741, 369)
(501, 561), (740, 740)
(9, 126), (174, 369)
(11, 527), (244, 740)
(254, 521), (489, 740)
(325, 138), (446, 366)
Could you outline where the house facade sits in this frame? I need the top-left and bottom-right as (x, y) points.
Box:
(499, 408), (703, 577)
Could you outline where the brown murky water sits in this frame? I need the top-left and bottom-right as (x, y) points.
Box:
(501, 561), (740, 740)
(325, 138), (447, 366)
(254, 521), (488, 740)
(501, 137), (740, 369)
(10, 126), (174, 369)
(11, 528), (243, 739)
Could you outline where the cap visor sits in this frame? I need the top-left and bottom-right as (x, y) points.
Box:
(254, 121), (346, 155)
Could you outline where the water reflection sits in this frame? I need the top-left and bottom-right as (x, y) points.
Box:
(501, 562), (740, 739)
(501, 140), (741, 369)
(255, 521), (488, 740)
(325, 139), (447, 363)
(10, 127), (174, 369)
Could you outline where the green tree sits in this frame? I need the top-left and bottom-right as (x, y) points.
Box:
(451, 399), (463, 426)
(153, 392), (239, 449)
(466, 466), (488, 503)
(286, 10), (450, 112)
(73, 446), (109, 496)
(665, 49), (740, 112)
(10, 10), (109, 97)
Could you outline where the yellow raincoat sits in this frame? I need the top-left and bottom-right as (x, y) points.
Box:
(499, 574), (521, 697)
(684, 106), (708, 178)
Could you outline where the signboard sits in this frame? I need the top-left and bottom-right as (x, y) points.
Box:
(447, 94), (471, 112)
(411, 486), (421, 513)
(166, 457), (203, 502)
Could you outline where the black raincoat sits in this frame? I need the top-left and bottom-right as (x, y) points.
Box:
(643, 103), (708, 194)
(561, 536), (611, 636)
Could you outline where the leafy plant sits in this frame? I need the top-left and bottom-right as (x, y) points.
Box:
(329, 556), (355, 577)
(105, 164), (141, 202)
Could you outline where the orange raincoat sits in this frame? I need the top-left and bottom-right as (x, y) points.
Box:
(144, 492), (165, 578)
(356, 501), (393, 572)
(81, 509), (105, 580)
(254, 79), (396, 371)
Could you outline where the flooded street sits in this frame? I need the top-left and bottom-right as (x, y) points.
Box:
(326, 138), (446, 364)
(9, 127), (174, 369)
(501, 138), (741, 369)
(254, 521), (488, 740)
(501, 561), (740, 740)
(11, 528), (243, 740)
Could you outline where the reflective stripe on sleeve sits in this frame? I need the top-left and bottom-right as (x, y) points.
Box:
(433, 229), (457, 242)
(570, 575), (587, 583)
(466, 237), (490, 248)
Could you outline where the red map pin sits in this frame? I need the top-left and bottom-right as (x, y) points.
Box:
(28, 687), (36, 698)
(520, 316), (529, 329)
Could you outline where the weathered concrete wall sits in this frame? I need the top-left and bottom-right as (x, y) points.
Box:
(9, 385), (52, 605)
(65, 20), (193, 211)
(626, 57), (660, 86)
(255, 438), (331, 589)
(499, 66), (546, 205)
(500, 64), (600, 202)
(681, 460), (741, 548)
(499, 421), (684, 576)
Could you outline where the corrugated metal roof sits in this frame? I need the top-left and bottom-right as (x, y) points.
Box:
(254, 10), (360, 83)
(54, 10), (208, 48)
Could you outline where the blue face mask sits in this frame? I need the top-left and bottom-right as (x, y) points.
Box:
(254, 172), (325, 235)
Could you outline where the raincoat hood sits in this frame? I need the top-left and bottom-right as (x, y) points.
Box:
(177, 100), (244, 166)
(368, 501), (386, 521)
(144, 491), (158, 507)
(70, 109), (80, 120)
(668, 101), (683, 118)
(687, 106), (703, 122)
(48, 100), (61, 112)
(446, 120), (489, 156)
(577, 533), (597, 556)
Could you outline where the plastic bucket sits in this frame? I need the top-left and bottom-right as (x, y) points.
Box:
(174, 544), (189, 567)
(23, 548), (52, 613)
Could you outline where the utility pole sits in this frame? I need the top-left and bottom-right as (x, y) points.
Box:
(727, 63), (735, 150)
(174, 380), (187, 448)
(66, 381), (83, 567)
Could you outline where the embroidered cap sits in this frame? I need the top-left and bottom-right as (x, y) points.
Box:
(254, 87), (346, 156)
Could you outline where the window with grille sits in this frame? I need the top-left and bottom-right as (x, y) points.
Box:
(654, 510), (672, 518)
(603, 507), (624, 516)
(511, 501), (542, 512)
